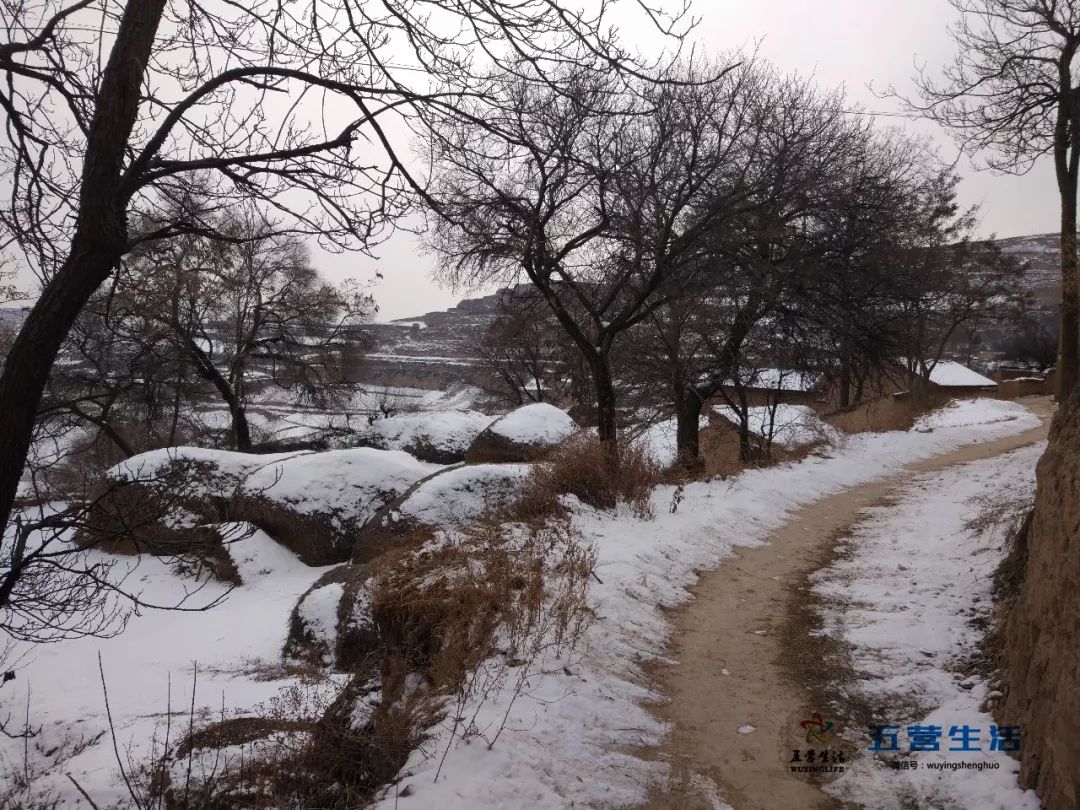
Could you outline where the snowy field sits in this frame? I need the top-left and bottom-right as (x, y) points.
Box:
(0, 397), (1042, 807)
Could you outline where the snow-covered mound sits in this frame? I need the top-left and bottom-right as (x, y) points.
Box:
(108, 446), (309, 500)
(234, 448), (443, 565)
(352, 410), (493, 463)
(104, 446), (444, 567)
(241, 448), (441, 522)
(399, 464), (532, 527)
(914, 398), (1038, 432)
(489, 403), (578, 443)
(713, 404), (839, 449)
(466, 403), (579, 462)
(284, 563), (379, 671)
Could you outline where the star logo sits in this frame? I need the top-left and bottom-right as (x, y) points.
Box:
(801, 713), (834, 744)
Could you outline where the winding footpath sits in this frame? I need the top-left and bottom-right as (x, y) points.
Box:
(641, 397), (1054, 810)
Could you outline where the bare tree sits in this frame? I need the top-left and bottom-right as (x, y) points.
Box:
(904, 0), (1080, 396)
(429, 60), (743, 444)
(121, 206), (373, 450)
(0, 0), (690, 556)
(639, 73), (888, 464)
(473, 288), (581, 407)
(887, 170), (1025, 391)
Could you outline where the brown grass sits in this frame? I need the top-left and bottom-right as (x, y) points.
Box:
(76, 481), (240, 583)
(509, 434), (659, 520)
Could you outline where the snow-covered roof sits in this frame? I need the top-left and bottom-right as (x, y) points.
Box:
(927, 361), (996, 388)
(727, 368), (823, 392)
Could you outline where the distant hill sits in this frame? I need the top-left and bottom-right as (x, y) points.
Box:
(360, 287), (524, 388)
(0, 307), (28, 331)
(989, 233), (1060, 307)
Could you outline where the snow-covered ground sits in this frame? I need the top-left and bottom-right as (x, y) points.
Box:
(0, 529), (337, 806)
(1, 397), (1042, 807)
(373, 398), (1041, 809)
(816, 443), (1042, 810)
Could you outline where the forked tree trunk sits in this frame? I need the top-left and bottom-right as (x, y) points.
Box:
(0, 0), (167, 533)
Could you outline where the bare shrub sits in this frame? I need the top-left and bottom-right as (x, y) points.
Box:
(963, 482), (1037, 602)
(510, 435), (659, 520)
(369, 518), (596, 779)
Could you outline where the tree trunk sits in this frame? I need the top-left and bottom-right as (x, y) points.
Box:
(675, 394), (704, 468)
(0, 0), (167, 534)
(733, 387), (753, 463)
(590, 354), (618, 445)
(1054, 92), (1080, 400)
(0, 247), (119, 518)
(838, 353), (851, 409)
(1059, 193), (1078, 399)
(187, 344), (252, 451)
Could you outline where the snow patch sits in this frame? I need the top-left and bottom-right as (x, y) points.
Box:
(241, 448), (442, 526)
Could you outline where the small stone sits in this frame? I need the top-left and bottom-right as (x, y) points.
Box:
(738, 724), (756, 734)
(721, 668), (731, 676)
(753, 630), (768, 636)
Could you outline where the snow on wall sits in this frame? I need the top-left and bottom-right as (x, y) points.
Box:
(712, 403), (841, 449)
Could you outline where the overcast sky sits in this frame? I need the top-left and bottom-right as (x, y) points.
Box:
(328, 0), (1061, 321)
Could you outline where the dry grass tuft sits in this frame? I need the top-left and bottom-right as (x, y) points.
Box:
(510, 434), (659, 520)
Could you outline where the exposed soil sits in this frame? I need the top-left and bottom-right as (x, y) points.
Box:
(999, 394), (1080, 810)
(640, 397), (1054, 810)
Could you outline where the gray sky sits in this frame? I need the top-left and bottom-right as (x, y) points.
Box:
(327, 0), (1062, 321)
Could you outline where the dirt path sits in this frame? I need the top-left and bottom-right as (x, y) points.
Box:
(641, 397), (1054, 810)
